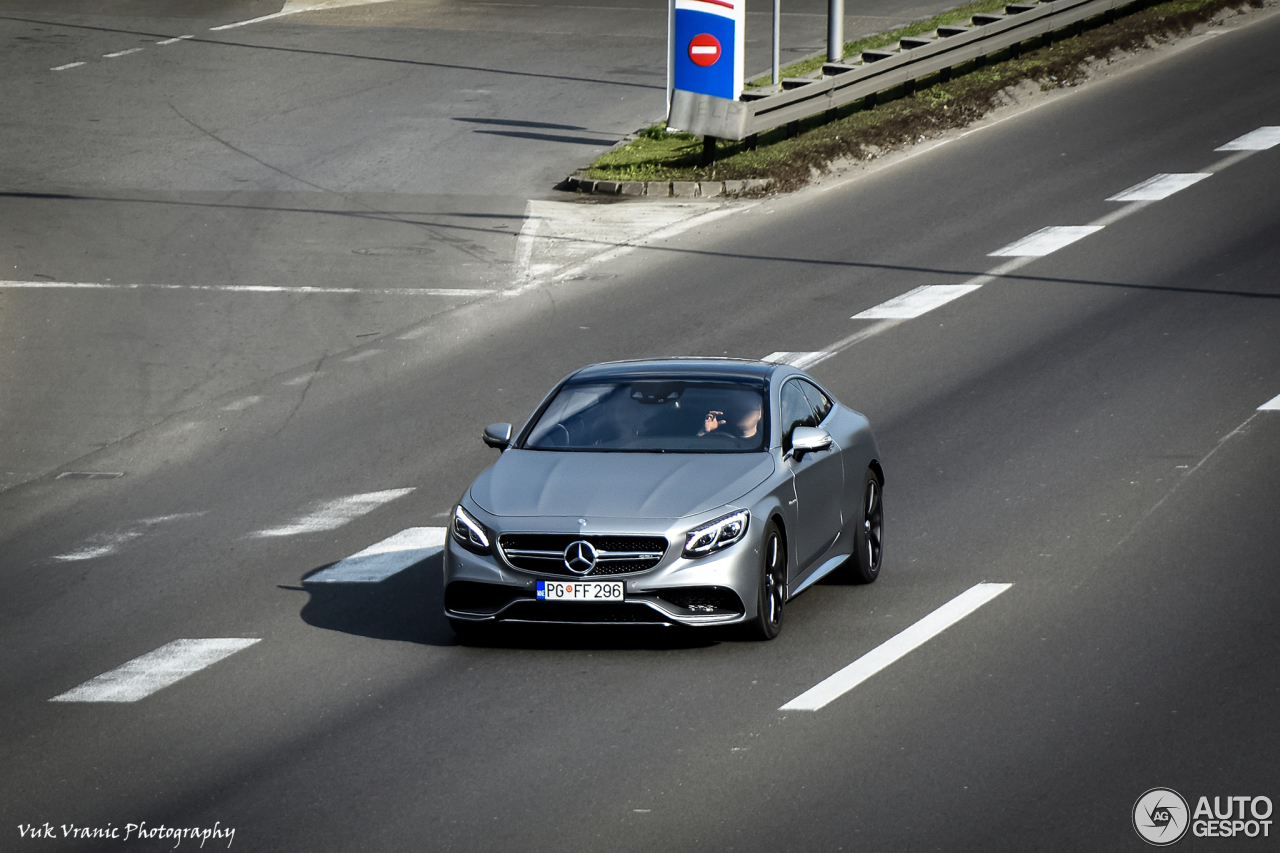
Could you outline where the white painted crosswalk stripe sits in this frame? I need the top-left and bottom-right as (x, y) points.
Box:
(852, 283), (983, 320)
(1107, 173), (1211, 202)
(989, 225), (1104, 258)
(50, 639), (259, 703)
(308, 527), (447, 583)
(780, 583), (1012, 711)
(252, 488), (415, 538)
(1215, 127), (1280, 151)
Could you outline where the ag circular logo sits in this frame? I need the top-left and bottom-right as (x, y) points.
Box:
(563, 540), (598, 575)
(1134, 788), (1190, 846)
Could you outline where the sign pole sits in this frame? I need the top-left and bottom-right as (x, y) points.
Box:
(772, 0), (780, 86)
(667, 0), (675, 117)
(828, 0), (843, 62)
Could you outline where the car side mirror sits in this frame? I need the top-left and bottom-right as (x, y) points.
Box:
(482, 423), (512, 450)
(789, 426), (833, 458)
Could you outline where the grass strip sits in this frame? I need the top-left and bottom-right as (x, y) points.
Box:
(580, 0), (1264, 191)
(745, 0), (1012, 88)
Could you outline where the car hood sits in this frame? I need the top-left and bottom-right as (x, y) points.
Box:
(469, 450), (775, 519)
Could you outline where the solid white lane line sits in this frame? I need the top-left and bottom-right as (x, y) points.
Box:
(251, 488), (415, 538)
(308, 527), (447, 583)
(1260, 394), (1280, 411)
(780, 583), (1013, 711)
(209, 0), (395, 29)
(1107, 173), (1211, 202)
(52, 62), (86, 71)
(50, 638), (259, 703)
(210, 10), (301, 30)
(762, 352), (832, 370)
(0, 280), (492, 297)
(1215, 127), (1280, 151)
(104, 48), (144, 58)
(852, 283), (983, 320)
(989, 225), (1104, 257)
(536, 204), (747, 296)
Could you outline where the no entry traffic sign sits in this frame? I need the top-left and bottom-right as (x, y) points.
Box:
(671, 0), (744, 102)
(688, 33), (721, 67)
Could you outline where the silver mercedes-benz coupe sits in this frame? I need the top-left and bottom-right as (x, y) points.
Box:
(443, 358), (884, 640)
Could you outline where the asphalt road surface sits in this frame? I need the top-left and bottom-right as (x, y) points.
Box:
(2, 1), (1279, 851)
(0, 0), (961, 491)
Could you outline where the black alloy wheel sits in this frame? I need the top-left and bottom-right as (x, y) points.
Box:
(750, 520), (785, 640)
(850, 469), (884, 584)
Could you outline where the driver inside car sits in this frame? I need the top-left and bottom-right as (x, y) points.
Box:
(698, 392), (763, 440)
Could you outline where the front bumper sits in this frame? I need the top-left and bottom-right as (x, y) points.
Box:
(443, 513), (761, 628)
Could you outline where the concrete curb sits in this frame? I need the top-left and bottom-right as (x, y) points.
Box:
(563, 175), (773, 198)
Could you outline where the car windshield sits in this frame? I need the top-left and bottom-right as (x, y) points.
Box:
(523, 378), (768, 452)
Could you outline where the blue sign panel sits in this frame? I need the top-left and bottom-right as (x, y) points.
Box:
(673, 0), (744, 101)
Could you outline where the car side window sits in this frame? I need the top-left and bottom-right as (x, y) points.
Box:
(798, 380), (832, 425)
(779, 380), (815, 452)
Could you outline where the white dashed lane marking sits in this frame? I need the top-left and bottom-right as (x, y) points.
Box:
(251, 489), (415, 538)
(49, 639), (259, 703)
(989, 225), (1105, 258)
(308, 528), (447, 583)
(763, 352), (832, 370)
(103, 48), (144, 58)
(1107, 173), (1211, 202)
(51, 513), (206, 562)
(1216, 127), (1280, 151)
(781, 583), (1012, 712)
(51, 62), (86, 71)
(221, 395), (262, 411)
(852, 283), (984, 319)
(1260, 394), (1280, 412)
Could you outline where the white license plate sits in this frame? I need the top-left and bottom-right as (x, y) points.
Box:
(537, 580), (624, 601)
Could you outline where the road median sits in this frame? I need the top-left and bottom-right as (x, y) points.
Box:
(569, 0), (1269, 195)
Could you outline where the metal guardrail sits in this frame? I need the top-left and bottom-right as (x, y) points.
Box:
(668, 0), (1132, 141)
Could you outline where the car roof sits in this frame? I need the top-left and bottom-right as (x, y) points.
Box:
(566, 357), (780, 384)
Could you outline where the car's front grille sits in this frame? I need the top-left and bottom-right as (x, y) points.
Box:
(498, 533), (667, 577)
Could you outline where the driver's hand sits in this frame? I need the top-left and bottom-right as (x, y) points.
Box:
(704, 411), (725, 432)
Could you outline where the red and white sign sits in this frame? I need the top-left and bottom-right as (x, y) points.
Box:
(687, 33), (721, 67)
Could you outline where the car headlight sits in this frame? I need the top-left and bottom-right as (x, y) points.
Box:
(683, 509), (750, 558)
(452, 505), (492, 554)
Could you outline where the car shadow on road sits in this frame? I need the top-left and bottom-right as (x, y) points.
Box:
(295, 552), (722, 651)
(297, 552), (455, 646)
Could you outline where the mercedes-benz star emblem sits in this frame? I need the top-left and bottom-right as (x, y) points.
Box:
(564, 540), (598, 575)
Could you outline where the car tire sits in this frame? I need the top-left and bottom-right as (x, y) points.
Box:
(849, 469), (884, 584)
(748, 520), (785, 640)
